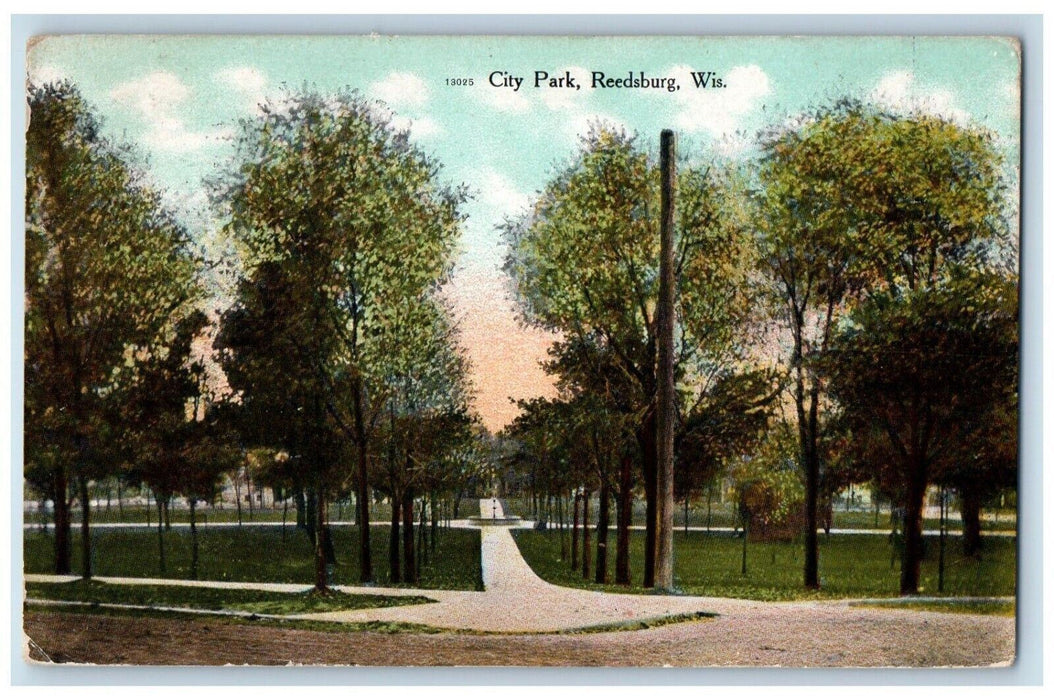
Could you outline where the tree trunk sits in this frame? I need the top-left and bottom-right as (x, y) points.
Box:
(741, 513), (749, 575)
(246, 469), (255, 521)
(294, 488), (305, 528)
(356, 442), (372, 583)
(571, 491), (580, 571)
(389, 493), (402, 583)
(402, 490), (416, 584)
(558, 494), (567, 561)
(616, 454), (632, 585)
(595, 481), (610, 584)
(53, 469), (71, 575)
(189, 499), (199, 580)
(116, 480), (124, 520)
(938, 488), (946, 593)
(304, 490), (317, 545)
(581, 489), (591, 580)
(282, 497), (288, 541)
(900, 463), (928, 595)
(78, 476), (92, 580)
(418, 499), (427, 567)
(802, 405), (820, 589)
(163, 497), (171, 531)
(234, 476), (243, 526)
(430, 491), (439, 553)
(157, 498), (166, 576)
(706, 484), (714, 533)
(314, 489), (327, 592)
(960, 488), (983, 556)
(638, 412), (658, 588)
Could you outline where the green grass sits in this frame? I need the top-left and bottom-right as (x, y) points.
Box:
(503, 497), (1016, 532)
(512, 529), (1016, 601)
(27, 501), (385, 525)
(24, 524), (483, 591)
(25, 579), (432, 614)
(25, 601), (716, 637)
(850, 599), (1015, 617)
(24, 602), (454, 635)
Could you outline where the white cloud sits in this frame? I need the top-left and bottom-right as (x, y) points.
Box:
(670, 64), (771, 138)
(477, 84), (531, 113)
(390, 114), (443, 139)
(370, 71), (429, 107)
(475, 167), (531, 216)
(215, 65), (269, 113)
(28, 63), (68, 86)
(871, 70), (970, 125)
(110, 71), (230, 152)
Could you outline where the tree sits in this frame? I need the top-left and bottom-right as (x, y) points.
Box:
(825, 271), (1017, 594)
(676, 368), (780, 528)
(729, 426), (805, 573)
(214, 88), (465, 588)
(123, 311), (210, 575)
(753, 101), (1012, 589)
(369, 294), (474, 584)
(504, 126), (754, 586)
(25, 81), (200, 578)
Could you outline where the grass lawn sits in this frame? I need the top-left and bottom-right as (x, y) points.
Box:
(850, 599), (1015, 617)
(503, 497), (1016, 533)
(512, 529), (1016, 601)
(28, 501), (389, 525)
(24, 579), (432, 614)
(24, 525), (482, 591)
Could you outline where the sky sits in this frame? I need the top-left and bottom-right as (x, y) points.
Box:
(26, 35), (1021, 431)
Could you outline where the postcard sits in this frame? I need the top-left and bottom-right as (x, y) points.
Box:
(22, 33), (1021, 668)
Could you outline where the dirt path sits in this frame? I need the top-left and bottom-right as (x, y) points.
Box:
(23, 608), (1014, 667)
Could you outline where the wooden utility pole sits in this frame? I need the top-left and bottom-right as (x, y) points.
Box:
(654, 129), (677, 591)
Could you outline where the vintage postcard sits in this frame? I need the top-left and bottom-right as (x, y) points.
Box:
(22, 33), (1021, 668)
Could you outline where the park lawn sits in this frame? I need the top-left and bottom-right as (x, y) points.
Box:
(26, 501), (389, 526)
(24, 579), (432, 615)
(511, 529), (1016, 601)
(850, 599), (1015, 617)
(24, 525), (483, 591)
(503, 498), (1016, 533)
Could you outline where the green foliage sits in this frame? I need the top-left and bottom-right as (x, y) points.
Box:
(729, 427), (805, 532)
(214, 87), (473, 505)
(676, 369), (780, 503)
(25, 81), (202, 482)
(505, 126), (755, 376)
(825, 271), (1018, 500)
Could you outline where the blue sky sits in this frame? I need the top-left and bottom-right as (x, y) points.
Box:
(26, 35), (1022, 429)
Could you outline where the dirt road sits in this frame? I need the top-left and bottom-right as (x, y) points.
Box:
(23, 607), (1014, 667)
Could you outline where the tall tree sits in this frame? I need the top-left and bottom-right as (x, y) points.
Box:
(826, 272), (1017, 593)
(25, 81), (200, 577)
(214, 88), (465, 587)
(753, 101), (1012, 589)
(504, 126), (753, 586)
